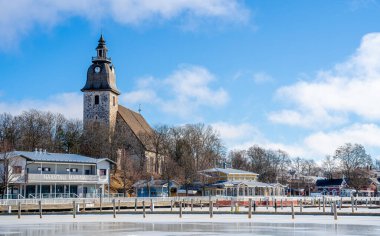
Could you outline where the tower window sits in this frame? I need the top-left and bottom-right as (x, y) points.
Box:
(113, 96), (115, 106)
(95, 95), (99, 105)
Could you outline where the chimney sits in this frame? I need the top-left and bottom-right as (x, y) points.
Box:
(39, 148), (42, 154)
(34, 148), (38, 154)
(43, 149), (47, 155)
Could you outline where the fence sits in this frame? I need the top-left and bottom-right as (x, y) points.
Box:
(1, 195), (379, 206)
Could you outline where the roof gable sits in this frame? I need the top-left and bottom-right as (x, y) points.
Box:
(117, 105), (154, 150)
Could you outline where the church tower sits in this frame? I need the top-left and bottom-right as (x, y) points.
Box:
(81, 35), (120, 131)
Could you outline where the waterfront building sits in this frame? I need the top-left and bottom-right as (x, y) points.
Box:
(133, 179), (179, 197)
(2, 150), (114, 198)
(199, 167), (286, 196)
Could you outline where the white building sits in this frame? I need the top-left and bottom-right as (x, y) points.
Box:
(1, 150), (114, 198)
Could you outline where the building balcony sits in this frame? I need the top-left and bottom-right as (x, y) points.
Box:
(27, 173), (100, 183)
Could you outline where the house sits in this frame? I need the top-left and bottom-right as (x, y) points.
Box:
(199, 167), (286, 197)
(315, 178), (354, 197)
(132, 179), (179, 197)
(358, 179), (378, 197)
(315, 177), (378, 197)
(0, 150), (114, 198)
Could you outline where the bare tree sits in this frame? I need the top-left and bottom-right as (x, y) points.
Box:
(333, 143), (372, 177)
(277, 150), (291, 184)
(229, 150), (248, 170)
(322, 155), (337, 179)
(333, 143), (372, 194)
(161, 154), (181, 197)
(0, 141), (20, 197)
(0, 113), (19, 149)
(61, 119), (82, 154)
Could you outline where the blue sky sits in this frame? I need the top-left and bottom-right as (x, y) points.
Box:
(1, 0), (380, 160)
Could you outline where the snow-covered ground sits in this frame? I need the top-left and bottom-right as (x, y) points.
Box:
(0, 213), (379, 225)
(1, 214), (380, 236)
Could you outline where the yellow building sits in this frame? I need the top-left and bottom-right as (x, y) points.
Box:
(200, 167), (286, 197)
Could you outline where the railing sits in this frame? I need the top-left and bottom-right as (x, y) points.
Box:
(27, 173), (99, 182)
(1, 195), (379, 206)
(0, 194), (23, 199)
(34, 193), (80, 199)
(92, 56), (111, 62)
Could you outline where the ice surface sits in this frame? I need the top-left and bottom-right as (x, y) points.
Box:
(0, 214), (379, 236)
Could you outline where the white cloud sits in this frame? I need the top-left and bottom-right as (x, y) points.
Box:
(121, 65), (228, 118)
(213, 121), (380, 159)
(252, 72), (273, 83)
(266, 32), (380, 160)
(212, 122), (259, 144)
(270, 33), (380, 128)
(268, 109), (347, 129)
(165, 65), (228, 107)
(0, 92), (82, 120)
(0, 0), (250, 50)
(304, 123), (380, 157)
(233, 71), (273, 84)
(211, 121), (307, 157)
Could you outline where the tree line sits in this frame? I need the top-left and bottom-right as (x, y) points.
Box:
(1, 109), (379, 196)
(0, 110), (225, 195)
(229, 143), (378, 193)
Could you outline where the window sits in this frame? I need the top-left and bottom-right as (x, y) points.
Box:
(71, 168), (78, 172)
(38, 167), (51, 172)
(94, 95), (99, 105)
(113, 96), (115, 106)
(99, 169), (107, 176)
(13, 166), (22, 174)
(66, 168), (70, 172)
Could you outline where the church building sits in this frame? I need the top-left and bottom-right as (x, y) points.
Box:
(81, 35), (161, 174)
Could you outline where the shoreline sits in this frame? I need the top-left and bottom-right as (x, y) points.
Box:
(2, 210), (380, 217)
(1, 213), (380, 226)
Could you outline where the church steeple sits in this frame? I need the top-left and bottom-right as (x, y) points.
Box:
(82, 35), (120, 132)
(81, 34), (119, 95)
(95, 34), (109, 61)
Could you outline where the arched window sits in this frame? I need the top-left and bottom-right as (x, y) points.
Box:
(95, 95), (99, 105)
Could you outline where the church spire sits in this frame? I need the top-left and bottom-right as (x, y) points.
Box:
(95, 34), (109, 62)
(99, 34), (105, 44)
